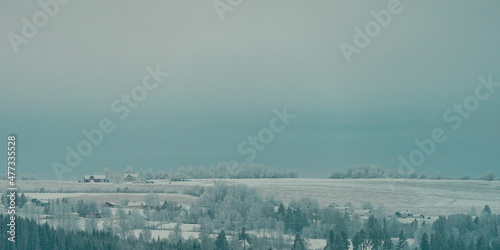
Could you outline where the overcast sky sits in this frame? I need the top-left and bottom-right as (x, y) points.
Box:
(1, 0), (499, 179)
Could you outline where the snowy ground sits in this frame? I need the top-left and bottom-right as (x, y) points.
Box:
(22, 192), (195, 209)
(6, 178), (500, 217)
(222, 178), (500, 217)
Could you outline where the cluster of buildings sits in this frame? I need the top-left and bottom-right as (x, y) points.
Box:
(82, 173), (143, 183)
(328, 202), (374, 220)
(328, 202), (428, 222)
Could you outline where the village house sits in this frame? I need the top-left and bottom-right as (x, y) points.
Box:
(83, 175), (108, 183)
(32, 198), (50, 206)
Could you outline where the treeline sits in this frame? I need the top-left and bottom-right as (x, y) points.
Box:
(329, 165), (425, 179)
(96, 162), (298, 183)
(329, 166), (497, 181)
(0, 214), (203, 250)
(170, 162), (298, 180)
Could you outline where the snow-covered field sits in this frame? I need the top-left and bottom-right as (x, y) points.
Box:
(225, 178), (500, 217)
(5, 178), (499, 217)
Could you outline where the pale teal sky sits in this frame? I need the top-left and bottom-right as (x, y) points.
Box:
(1, 0), (499, 179)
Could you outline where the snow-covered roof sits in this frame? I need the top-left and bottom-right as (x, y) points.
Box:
(354, 209), (371, 215)
(127, 201), (144, 207)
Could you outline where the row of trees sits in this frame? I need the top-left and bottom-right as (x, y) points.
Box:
(171, 162), (298, 180)
(329, 166), (497, 181)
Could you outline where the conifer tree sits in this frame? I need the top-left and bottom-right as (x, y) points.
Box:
(396, 230), (408, 250)
(420, 233), (430, 250)
(383, 234), (394, 250)
(215, 230), (229, 250)
(292, 233), (306, 250)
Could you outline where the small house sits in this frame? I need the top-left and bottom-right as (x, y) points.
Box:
(32, 198), (50, 206)
(84, 175), (107, 183)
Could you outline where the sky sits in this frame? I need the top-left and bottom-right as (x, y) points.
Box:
(1, 0), (499, 180)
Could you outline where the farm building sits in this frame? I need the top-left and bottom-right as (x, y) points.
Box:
(83, 175), (107, 183)
(396, 210), (414, 218)
(84, 212), (100, 218)
(127, 201), (145, 208)
(105, 202), (120, 208)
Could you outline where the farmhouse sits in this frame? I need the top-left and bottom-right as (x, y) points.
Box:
(83, 175), (107, 183)
(32, 198), (50, 206)
(353, 209), (373, 220)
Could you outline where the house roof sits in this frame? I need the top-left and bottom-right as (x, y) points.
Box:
(354, 209), (371, 214)
(127, 201), (144, 207)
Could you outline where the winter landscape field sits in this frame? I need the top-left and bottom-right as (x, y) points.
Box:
(3, 1), (500, 249)
(2, 178), (499, 249)
(7, 178), (500, 217)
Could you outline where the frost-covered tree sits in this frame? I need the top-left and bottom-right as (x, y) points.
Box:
(199, 226), (214, 250)
(124, 166), (134, 174)
(418, 172), (427, 179)
(169, 223), (183, 243)
(479, 171), (496, 181)
(145, 192), (160, 208)
(434, 172), (442, 180)
(139, 228), (152, 242)
(129, 209), (146, 229)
